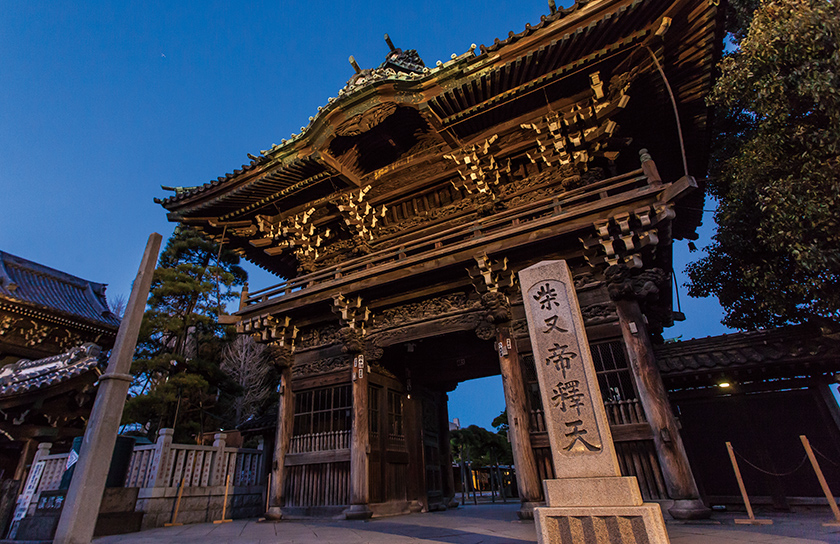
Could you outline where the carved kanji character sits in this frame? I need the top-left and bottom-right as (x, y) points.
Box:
(563, 420), (601, 452)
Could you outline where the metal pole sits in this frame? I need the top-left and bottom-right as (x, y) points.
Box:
(54, 233), (162, 544)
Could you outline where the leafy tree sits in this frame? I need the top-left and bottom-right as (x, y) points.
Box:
(491, 410), (509, 440)
(450, 424), (513, 468)
(686, 0), (840, 330)
(123, 226), (247, 441)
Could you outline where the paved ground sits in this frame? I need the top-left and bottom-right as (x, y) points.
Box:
(94, 504), (840, 544)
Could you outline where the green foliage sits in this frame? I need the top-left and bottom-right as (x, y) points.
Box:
(123, 226), (248, 441)
(687, 0), (840, 330)
(450, 424), (513, 467)
(491, 409), (509, 439)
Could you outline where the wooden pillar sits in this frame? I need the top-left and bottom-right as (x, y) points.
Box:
(404, 390), (425, 512)
(12, 439), (37, 483)
(345, 353), (372, 519)
(265, 365), (293, 520)
(438, 393), (458, 508)
(496, 323), (543, 519)
(613, 295), (710, 519)
(54, 233), (161, 544)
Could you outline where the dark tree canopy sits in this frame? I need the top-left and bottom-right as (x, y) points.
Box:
(687, 0), (840, 330)
(124, 226), (248, 441)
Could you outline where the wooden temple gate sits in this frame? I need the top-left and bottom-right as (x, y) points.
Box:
(157, 0), (720, 521)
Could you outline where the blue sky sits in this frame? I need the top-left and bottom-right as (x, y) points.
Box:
(0, 1), (732, 430)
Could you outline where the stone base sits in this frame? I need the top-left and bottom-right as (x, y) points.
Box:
(518, 501), (541, 520)
(344, 504), (373, 520)
(535, 503), (669, 544)
(668, 499), (712, 520)
(264, 506), (283, 521)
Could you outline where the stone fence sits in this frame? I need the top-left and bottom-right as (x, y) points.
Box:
(25, 429), (265, 529)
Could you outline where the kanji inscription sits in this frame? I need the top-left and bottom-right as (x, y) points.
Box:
(519, 260), (620, 478)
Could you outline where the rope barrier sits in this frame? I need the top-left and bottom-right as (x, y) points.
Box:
(732, 446), (808, 477)
(812, 445), (840, 469)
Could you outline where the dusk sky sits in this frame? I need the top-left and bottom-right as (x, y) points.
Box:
(1, 1), (732, 430)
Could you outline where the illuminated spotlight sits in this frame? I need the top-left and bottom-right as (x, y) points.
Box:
(718, 381), (731, 388)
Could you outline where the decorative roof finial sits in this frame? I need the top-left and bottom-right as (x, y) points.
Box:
(349, 55), (362, 74)
(384, 34), (396, 52)
(548, 0), (557, 14)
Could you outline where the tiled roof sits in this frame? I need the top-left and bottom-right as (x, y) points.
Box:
(655, 325), (840, 380)
(0, 342), (105, 400)
(0, 251), (121, 331)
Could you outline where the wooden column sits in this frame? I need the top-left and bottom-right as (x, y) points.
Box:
(613, 295), (710, 519)
(496, 323), (543, 519)
(266, 364), (293, 520)
(404, 390), (425, 512)
(438, 392), (458, 508)
(346, 353), (372, 519)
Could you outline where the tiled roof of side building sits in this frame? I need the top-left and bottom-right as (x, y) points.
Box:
(654, 325), (840, 379)
(0, 251), (121, 331)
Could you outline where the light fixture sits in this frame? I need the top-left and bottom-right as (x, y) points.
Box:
(718, 382), (731, 388)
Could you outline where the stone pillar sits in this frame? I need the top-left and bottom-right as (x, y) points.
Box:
(266, 362), (294, 520)
(607, 265), (710, 520)
(496, 323), (543, 518)
(346, 351), (372, 519)
(210, 432), (228, 487)
(54, 233), (161, 544)
(520, 260), (670, 544)
(149, 428), (174, 488)
(438, 393), (458, 508)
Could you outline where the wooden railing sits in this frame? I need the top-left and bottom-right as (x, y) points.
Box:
(289, 430), (350, 453)
(604, 399), (647, 426)
(242, 168), (651, 309)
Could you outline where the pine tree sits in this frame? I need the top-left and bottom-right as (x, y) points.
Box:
(123, 226), (248, 441)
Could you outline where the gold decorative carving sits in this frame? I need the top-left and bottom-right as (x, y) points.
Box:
(444, 134), (511, 196)
(24, 320), (51, 346)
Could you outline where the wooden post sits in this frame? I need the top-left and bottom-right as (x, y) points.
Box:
(726, 442), (772, 525)
(800, 435), (840, 526)
(345, 353), (372, 519)
(164, 473), (187, 527)
(496, 323), (543, 519)
(54, 233), (161, 544)
(213, 474), (233, 523)
(265, 364), (293, 520)
(438, 393), (458, 508)
(613, 294), (710, 519)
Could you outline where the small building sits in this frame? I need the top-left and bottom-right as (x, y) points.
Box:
(0, 251), (120, 483)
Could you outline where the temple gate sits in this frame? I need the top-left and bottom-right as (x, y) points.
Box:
(157, 0), (720, 521)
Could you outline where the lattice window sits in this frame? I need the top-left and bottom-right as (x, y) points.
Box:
(387, 390), (404, 436)
(293, 384), (351, 436)
(590, 341), (637, 402)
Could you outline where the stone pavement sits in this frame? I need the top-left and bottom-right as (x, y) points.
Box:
(93, 504), (840, 544)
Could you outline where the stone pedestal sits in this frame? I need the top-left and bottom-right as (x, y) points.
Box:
(519, 260), (671, 544)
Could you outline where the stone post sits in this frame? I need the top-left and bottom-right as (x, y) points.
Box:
(520, 260), (670, 544)
(149, 428), (174, 488)
(607, 265), (710, 520)
(211, 432), (228, 487)
(53, 233), (161, 544)
(12, 439), (37, 484)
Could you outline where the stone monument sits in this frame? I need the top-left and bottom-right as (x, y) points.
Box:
(519, 260), (670, 543)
